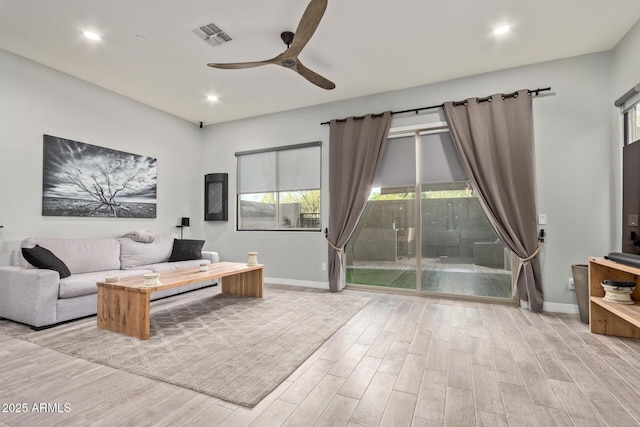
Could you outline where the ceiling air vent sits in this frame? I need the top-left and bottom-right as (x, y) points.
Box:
(193, 22), (232, 47)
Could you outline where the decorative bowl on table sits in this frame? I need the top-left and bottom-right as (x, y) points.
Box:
(143, 273), (161, 287)
(601, 280), (636, 304)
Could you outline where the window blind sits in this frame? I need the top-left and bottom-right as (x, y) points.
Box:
(236, 142), (321, 194)
(373, 131), (466, 188)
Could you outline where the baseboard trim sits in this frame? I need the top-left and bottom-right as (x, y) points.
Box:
(520, 300), (579, 314)
(263, 280), (581, 314)
(264, 277), (329, 290)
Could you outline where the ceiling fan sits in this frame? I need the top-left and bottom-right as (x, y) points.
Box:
(207, 0), (335, 90)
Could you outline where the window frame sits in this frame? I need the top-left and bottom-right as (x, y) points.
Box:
(235, 141), (322, 232)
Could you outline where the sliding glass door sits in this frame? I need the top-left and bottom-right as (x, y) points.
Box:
(346, 135), (417, 289)
(346, 126), (513, 300)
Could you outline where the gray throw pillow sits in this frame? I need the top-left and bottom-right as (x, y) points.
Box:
(169, 239), (205, 262)
(22, 245), (71, 278)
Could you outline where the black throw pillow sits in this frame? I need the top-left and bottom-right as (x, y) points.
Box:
(22, 245), (71, 278)
(169, 239), (205, 262)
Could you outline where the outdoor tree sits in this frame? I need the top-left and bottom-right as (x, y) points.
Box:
(281, 191), (320, 214)
(259, 190), (320, 214)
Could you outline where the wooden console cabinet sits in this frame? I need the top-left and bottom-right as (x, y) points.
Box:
(588, 257), (640, 338)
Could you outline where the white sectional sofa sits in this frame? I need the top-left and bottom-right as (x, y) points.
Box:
(0, 234), (219, 328)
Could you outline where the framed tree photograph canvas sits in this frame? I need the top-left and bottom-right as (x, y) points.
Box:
(42, 135), (157, 218)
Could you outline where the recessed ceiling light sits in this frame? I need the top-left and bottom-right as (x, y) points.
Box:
(83, 31), (101, 41)
(206, 95), (219, 102)
(493, 25), (511, 36)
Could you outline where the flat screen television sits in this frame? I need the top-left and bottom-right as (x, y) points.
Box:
(622, 141), (640, 254)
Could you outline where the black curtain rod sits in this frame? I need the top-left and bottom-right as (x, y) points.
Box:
(320, 87), (551, 125)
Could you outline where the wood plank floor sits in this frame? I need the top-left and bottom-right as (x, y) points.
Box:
(1, 285), (640, 426)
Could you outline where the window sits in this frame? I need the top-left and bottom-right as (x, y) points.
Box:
(625, 102), (640, 145)
(236, 142), (321, 231)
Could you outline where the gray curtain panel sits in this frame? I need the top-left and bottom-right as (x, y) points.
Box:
(328, 112), (392, 292)
(443, 90), (543, 312)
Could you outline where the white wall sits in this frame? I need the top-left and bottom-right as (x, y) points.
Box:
(203, 51), (613, 305)
(0, 49), (204, 265)
(613, 20), (640, 98)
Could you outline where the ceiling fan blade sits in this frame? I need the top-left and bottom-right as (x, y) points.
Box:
(287, 0), (328, 57)
(294, 60), (335, 90)
(208, 53), (284, 69)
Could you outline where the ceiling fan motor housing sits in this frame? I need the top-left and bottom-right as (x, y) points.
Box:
(282, 58), (297, 68)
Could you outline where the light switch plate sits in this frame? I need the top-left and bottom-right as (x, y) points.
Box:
(629, 214), (639, 227)
(537, 214), (547, 225)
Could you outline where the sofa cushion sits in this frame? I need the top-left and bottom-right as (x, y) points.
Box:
(142, 259), (210, 273)
(119, 234), (175, 269)
(121, 230), (155, 243)
(169, 239), (205, 262)
(22, 238), (121, 274)
(22, 245), (71, 278)
(58, 269), (152, 299)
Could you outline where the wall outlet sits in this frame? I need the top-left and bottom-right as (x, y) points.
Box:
(568, 278), (575, 290)
(537, 214), (547, 225)
(321, 263), (327, 271)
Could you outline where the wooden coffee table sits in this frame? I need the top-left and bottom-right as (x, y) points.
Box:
(96, 262), (263, 339)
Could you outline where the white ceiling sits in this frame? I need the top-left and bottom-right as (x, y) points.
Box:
(2, 1), (640, 125)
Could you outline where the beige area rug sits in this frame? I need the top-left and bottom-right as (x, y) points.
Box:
(0, 285), (370, 407)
